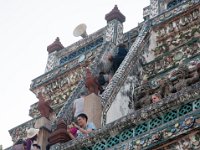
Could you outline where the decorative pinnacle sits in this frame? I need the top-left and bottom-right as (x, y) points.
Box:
(105, 5), (126, 23)
(47, 37), (64, 54)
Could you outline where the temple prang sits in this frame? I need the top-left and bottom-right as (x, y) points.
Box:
(5, 1), (200, 150)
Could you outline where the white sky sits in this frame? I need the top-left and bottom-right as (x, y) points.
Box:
(0, 0), (149, 148)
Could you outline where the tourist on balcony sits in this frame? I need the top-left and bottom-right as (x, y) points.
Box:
(67, 124), (78, 138)
(70, 92), (87, 138)
(25, 128), (39, 150)
(67, 113), (96, 139)
(151, 93), (161, 103)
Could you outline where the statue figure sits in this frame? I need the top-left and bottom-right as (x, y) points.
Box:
(159, 28), (166, 37)
(171, 37), (181, 46)
(192, 9), (199, 20)
(85, 68), (100, 95)
(179, 17), (187, 26)
(37, 92), (53, 119)
(168, 22), (174, 32)
(134, 82), (151, 109)
(170, 63), (189, 92)
(158, 78), (173, 98)
(186, 62), (200, 85)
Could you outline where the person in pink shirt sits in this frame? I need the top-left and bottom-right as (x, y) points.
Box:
(67, 113), (96, 139)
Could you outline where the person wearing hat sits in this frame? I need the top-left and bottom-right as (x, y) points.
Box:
(26, 128), (39, 150)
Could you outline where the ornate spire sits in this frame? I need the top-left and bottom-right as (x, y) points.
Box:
(105, 5), (126, 23)
(47, 37), (64, 54)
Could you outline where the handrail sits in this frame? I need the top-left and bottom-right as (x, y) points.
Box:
(100, 20), (152, 125)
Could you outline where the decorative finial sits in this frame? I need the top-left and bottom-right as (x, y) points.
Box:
(47, 37), (64, 54)
(105, 5), (126, 23)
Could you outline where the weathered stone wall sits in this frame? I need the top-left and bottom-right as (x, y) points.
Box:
(153, 130), (200, 150)
(106, 75), (136, 123)
(143, 30), (157, 63)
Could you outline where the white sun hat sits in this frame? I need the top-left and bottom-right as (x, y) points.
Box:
(26, 128), (39, 139)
